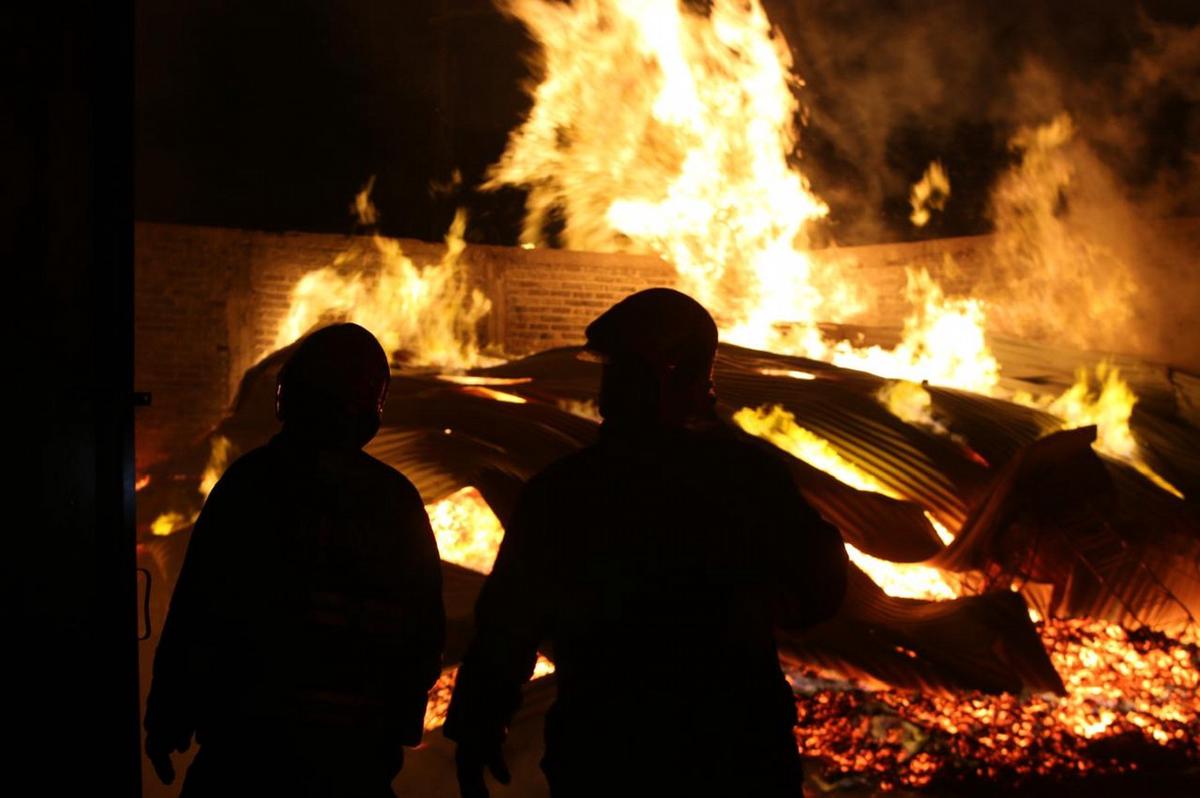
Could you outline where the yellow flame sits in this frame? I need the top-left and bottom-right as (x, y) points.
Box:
(1034, 363), (1182, 498)
(733, 405), (958, 601)
(274, 187), (493, 370)
(425, 486), (507, 574)
(424, 654), (556, 731)
(489, 0), (1007, 397)
(151, 512), (189, 537)
(488, 0), (860, 356)
(909, 160), (950, 228)
(198, 435), (232, 500)
(877, 380), (943, 432)
(831, 267), (1000, 394)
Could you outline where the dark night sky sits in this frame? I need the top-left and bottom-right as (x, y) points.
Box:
(136, 0), (1200, 246)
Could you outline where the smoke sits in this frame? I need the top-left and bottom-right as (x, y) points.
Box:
(769, 0), (1200, 368)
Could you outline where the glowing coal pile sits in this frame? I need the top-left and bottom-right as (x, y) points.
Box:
(789, 620), (1199, 790)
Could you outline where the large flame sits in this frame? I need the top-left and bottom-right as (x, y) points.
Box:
(274, 185), (493, 370)
(489, 0), (1014, 397)
(488, 0), (853, 356)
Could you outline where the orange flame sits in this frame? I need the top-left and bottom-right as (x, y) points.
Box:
(425, 486), (507, 574)
(424, 654), (557, 731)
(909, 160), (950, 228)
(274, 187), (494, 371)
(733, 405), (959, 601)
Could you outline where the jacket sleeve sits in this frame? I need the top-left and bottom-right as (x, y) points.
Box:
(442, 478), (551, 749)
(143, 478), (228, 744)
(380, 483), (446, 746)
(762, 457), (849, 630)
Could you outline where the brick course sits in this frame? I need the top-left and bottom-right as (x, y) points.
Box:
(141, 221), (1199, 469)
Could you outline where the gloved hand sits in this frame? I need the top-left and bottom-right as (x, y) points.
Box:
(455, 740), (511, 798)
(145, 730), (191, 785)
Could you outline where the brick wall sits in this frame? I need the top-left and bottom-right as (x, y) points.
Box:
(132, 221), (1031, 468)
(137, 220), (1197, 469)
(134, 223), (679, 468)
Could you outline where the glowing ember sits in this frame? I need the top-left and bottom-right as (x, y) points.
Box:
(425, 486), (507, 574)
(274, 185), (493, 370)
(135, 474), (151, 492)
(436, 375), (533, 386)
(758, 368), (816, 380)
(424, 655), (557, 731)
(909, 160), (950, 228)
(456, 386), (528, 404)
(792, 620), (1200, 789)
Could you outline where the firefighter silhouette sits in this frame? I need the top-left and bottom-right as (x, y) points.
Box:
(445, 289), (848, 797)
(145, 323), (445, 797)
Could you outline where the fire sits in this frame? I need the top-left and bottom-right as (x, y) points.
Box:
(424, 655), (557, 731)
(486, 2), (1181, 507)
(909, 160), (950, 228)
(830, 267), (1000, 395)
(733, 405), (959, 601)
(986, 114), (1142, 355)
(1046, 363), (1182, 498)
(274, 185), (493, 370)
(877, 380), (945, 435)
(198, 435), (232, 500)
(489, 0), (1011, 395)
(1009, 362), (1183, 498)
(758, 368), (816, 380)
(487, 0), (852, 356)
(793, 619), (1200, 789)
(733, 405), (902, 497)
(151, 512), (188, 537)
(425, 486), (507, 574)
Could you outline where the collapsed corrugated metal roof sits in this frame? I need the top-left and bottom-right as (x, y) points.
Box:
(137, 337), (1199, 697)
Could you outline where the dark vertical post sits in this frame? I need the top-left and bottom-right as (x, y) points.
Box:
(91, 0), (140, 791)
(6, 1), (138, 793)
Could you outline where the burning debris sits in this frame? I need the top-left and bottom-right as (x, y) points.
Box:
(138, 341), (1200, 790)
(135, 0), (1200, 791)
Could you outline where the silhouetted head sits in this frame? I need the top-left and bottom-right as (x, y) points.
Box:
(275, 323), (390, 449)
(583, 288), (719, 428)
